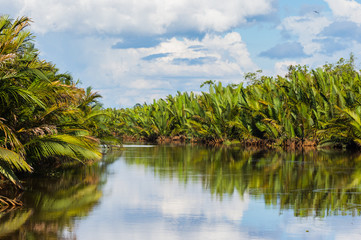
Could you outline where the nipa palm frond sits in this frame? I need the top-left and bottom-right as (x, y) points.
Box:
(0, 147), (31, 172)
(25, 134), (101, 163)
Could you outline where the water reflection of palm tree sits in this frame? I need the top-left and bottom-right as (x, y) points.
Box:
(0, 151), (122, 239)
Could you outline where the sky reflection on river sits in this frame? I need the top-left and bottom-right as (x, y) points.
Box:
(74, 146), (361, 240)
(2, 145), (361, 239)
(76, 159), (250, 240)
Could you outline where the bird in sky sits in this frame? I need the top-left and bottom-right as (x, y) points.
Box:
(314, 10), (320, 14)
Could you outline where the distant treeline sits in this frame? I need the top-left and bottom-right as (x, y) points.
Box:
(107, 54), (361, 149)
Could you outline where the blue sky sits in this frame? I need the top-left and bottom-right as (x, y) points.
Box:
(2, 0), (361, 108)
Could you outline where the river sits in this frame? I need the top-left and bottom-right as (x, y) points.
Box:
(1, 144), (361, 239)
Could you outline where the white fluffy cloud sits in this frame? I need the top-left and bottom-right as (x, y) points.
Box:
(7, 0), (275, 34)
(0, 0), (271, 107)
(325, 0), (361, 24)
(78, 32), (256, 106)
(112, 32), (253, 81)
(278, 15), (332, 54)
(271, 0), (361, 77)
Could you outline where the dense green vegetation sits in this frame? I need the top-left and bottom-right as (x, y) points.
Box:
(0, 16), (111, 188)
(112, 54), (361, 149)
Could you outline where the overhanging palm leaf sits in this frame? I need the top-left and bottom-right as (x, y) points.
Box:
(25, 134), (101, 164)
(0, 147), (31, 172)
(0, 160), (24, 188)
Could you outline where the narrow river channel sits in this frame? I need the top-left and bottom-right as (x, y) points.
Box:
(2, 144), (361, 239)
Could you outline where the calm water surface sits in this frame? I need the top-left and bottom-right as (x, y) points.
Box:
(2, 145), (361, 239)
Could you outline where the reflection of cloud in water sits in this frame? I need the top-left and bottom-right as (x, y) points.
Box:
(74, 153), (361, 240)
(159, 184), (249, 221)
(75, 158), (252, 240)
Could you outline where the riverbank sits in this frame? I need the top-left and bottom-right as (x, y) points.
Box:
(105, 55), (361, 152)
(121, 134), (357, 151)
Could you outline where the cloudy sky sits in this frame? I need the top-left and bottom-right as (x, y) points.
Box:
(2, 0), (361, 108)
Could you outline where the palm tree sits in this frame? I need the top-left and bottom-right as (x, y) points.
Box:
(0, 16), (34, 187)
(0, 15), (103, 189)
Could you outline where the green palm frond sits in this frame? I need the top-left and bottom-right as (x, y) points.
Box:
(0, 147), (31, 172)
(25, 134), (101, 163)
(0, 161), (23, 188)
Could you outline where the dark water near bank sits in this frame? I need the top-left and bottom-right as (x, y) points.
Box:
(2, 145), (361, 239)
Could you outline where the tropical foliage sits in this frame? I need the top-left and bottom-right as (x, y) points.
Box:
(112, 54), (361, 149)
(0, 16), (108, 187)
